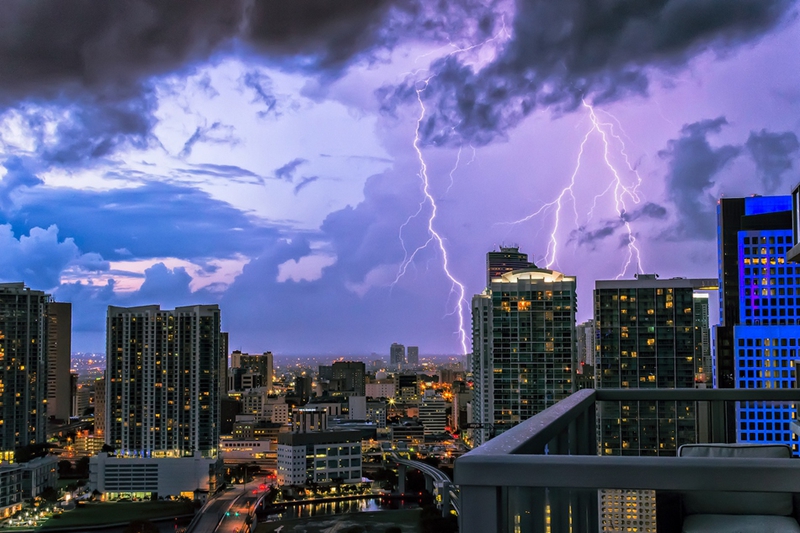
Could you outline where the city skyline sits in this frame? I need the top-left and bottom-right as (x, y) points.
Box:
(0, 2), (798, 354)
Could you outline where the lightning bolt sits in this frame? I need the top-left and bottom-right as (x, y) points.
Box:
(392, 24), (508, 355)
(502, 100), (644, 278)
(393, 78), (468, 354)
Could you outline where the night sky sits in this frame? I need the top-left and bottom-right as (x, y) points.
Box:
(0, 0), (798, 355)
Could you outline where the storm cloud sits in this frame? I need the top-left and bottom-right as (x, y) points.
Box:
(746, 129), (800, 192)
(660, 117), (741, 240)
(381, 0), (796, 146)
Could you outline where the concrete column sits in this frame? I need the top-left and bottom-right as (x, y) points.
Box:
(441, 481), (450, 517)
(397, 464), (406, 495)
(425, 475), (433, 494)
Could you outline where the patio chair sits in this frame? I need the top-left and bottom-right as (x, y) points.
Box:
(678, 443), (800, 533)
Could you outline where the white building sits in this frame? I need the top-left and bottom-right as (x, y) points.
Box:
(365, 381), (395, 399)
(276, 430), (362, 486)
(89, 452), (217, 500)
(20, 455), (58, 499)
(219, 439), (276, 468)
(0, 463), (22, 519)
(419, 396), (448, 435)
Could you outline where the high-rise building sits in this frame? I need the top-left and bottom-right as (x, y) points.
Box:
(406, 346), (419, 366)
(716, 196), (795, 388)
(716, 195), (800, 454)
(390, 343), (405, 366)
(471, 265), (577, 446)
(104, 304), (221, 457)
(230, 350), (273, 392)
(94, 377), (106, 438)
(485, 246), (536, 286)
(0, 283), (49, 459)
(331, 361), (366, 397)
(594, 275), (714, 532)
(220, 332), (229, 401)
(46, 302), (71, 422)
(595, 275), (714, 456)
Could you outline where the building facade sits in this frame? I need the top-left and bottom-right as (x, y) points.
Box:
(595, 275), (714, 456)
(0, 283), (49, 458)
(485, 246), (535, 286)
(276, 430), (362, 486)
(471, 266), (577, 446)
(717, 196), (800, 454)
(0, 464), (22, 518)
(390, 343), (405, 366)
(105, 304), (221, 457)
(46, 302), (71, 422)
(331, 361), (366, 397)
(230, 351), (274, 393)
(419, 395), (448, 435)
(594, 275), (714, 532)
(406, 346), (419, 366)
(93, 304), (222, 499)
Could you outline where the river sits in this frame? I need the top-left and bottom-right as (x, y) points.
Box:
(263, 497), (420, 521)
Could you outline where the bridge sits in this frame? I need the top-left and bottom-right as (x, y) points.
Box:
(389, 452), (460, 516)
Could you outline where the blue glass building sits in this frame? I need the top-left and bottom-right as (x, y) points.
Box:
(717, 196), (800, 454)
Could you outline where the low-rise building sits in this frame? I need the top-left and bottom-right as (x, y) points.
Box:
(390, 419), (425, 444)
(419, 396), (448, 435)
(276, 430), (362, 486)
(20, 455), (58, 499)
(0, 463), (22, 518)
(220, 439), (276, 468)
(89, 452), (220, 500)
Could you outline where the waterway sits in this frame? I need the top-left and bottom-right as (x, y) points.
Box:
(264, 497), (420, 521)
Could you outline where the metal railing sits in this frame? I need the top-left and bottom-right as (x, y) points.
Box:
(455, 388), (800, 533)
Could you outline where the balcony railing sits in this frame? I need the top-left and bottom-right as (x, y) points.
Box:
(455, 388), (800, 533)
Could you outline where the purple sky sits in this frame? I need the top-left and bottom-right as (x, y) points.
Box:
(0, 1), (798, 355)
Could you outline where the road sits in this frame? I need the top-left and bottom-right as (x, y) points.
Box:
(188, 480), (266, 533)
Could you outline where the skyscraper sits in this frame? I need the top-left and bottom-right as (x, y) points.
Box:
(390, 343), (405, 366)
(716, 195), (800, 454)
(46, 302), (72, 422)
(485, 246), (536, 286)
(0, 283), (48, 459)
(105, 304), (221, 457)
(594, 275), (714, 532)
(406, 346), (419, 365)
(595, 275), (714, 456)
(471, 265), (576, 446)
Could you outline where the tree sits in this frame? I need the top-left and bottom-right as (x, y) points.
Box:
(39, 487), (59, 503)
(58, 460), (73, 478)
(101, 443), (115, 454)
(75, 456), (90, 478)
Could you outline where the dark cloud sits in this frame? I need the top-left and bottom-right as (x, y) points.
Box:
(659, 117), (741, 240)
(294, 176), (320, 194)
(275, 158), (308, 181)
(180, 163), (262, 182)
(745, 129), (800, 192)
(2, 181), (280, 261)
(179, 121), (240, 158)
(241, 70), (280, 117)
(381, 0), (796, 146)
(570, 202), (668, 247)
(0, 1), (494, 164)
(0, 156), (43, 208)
